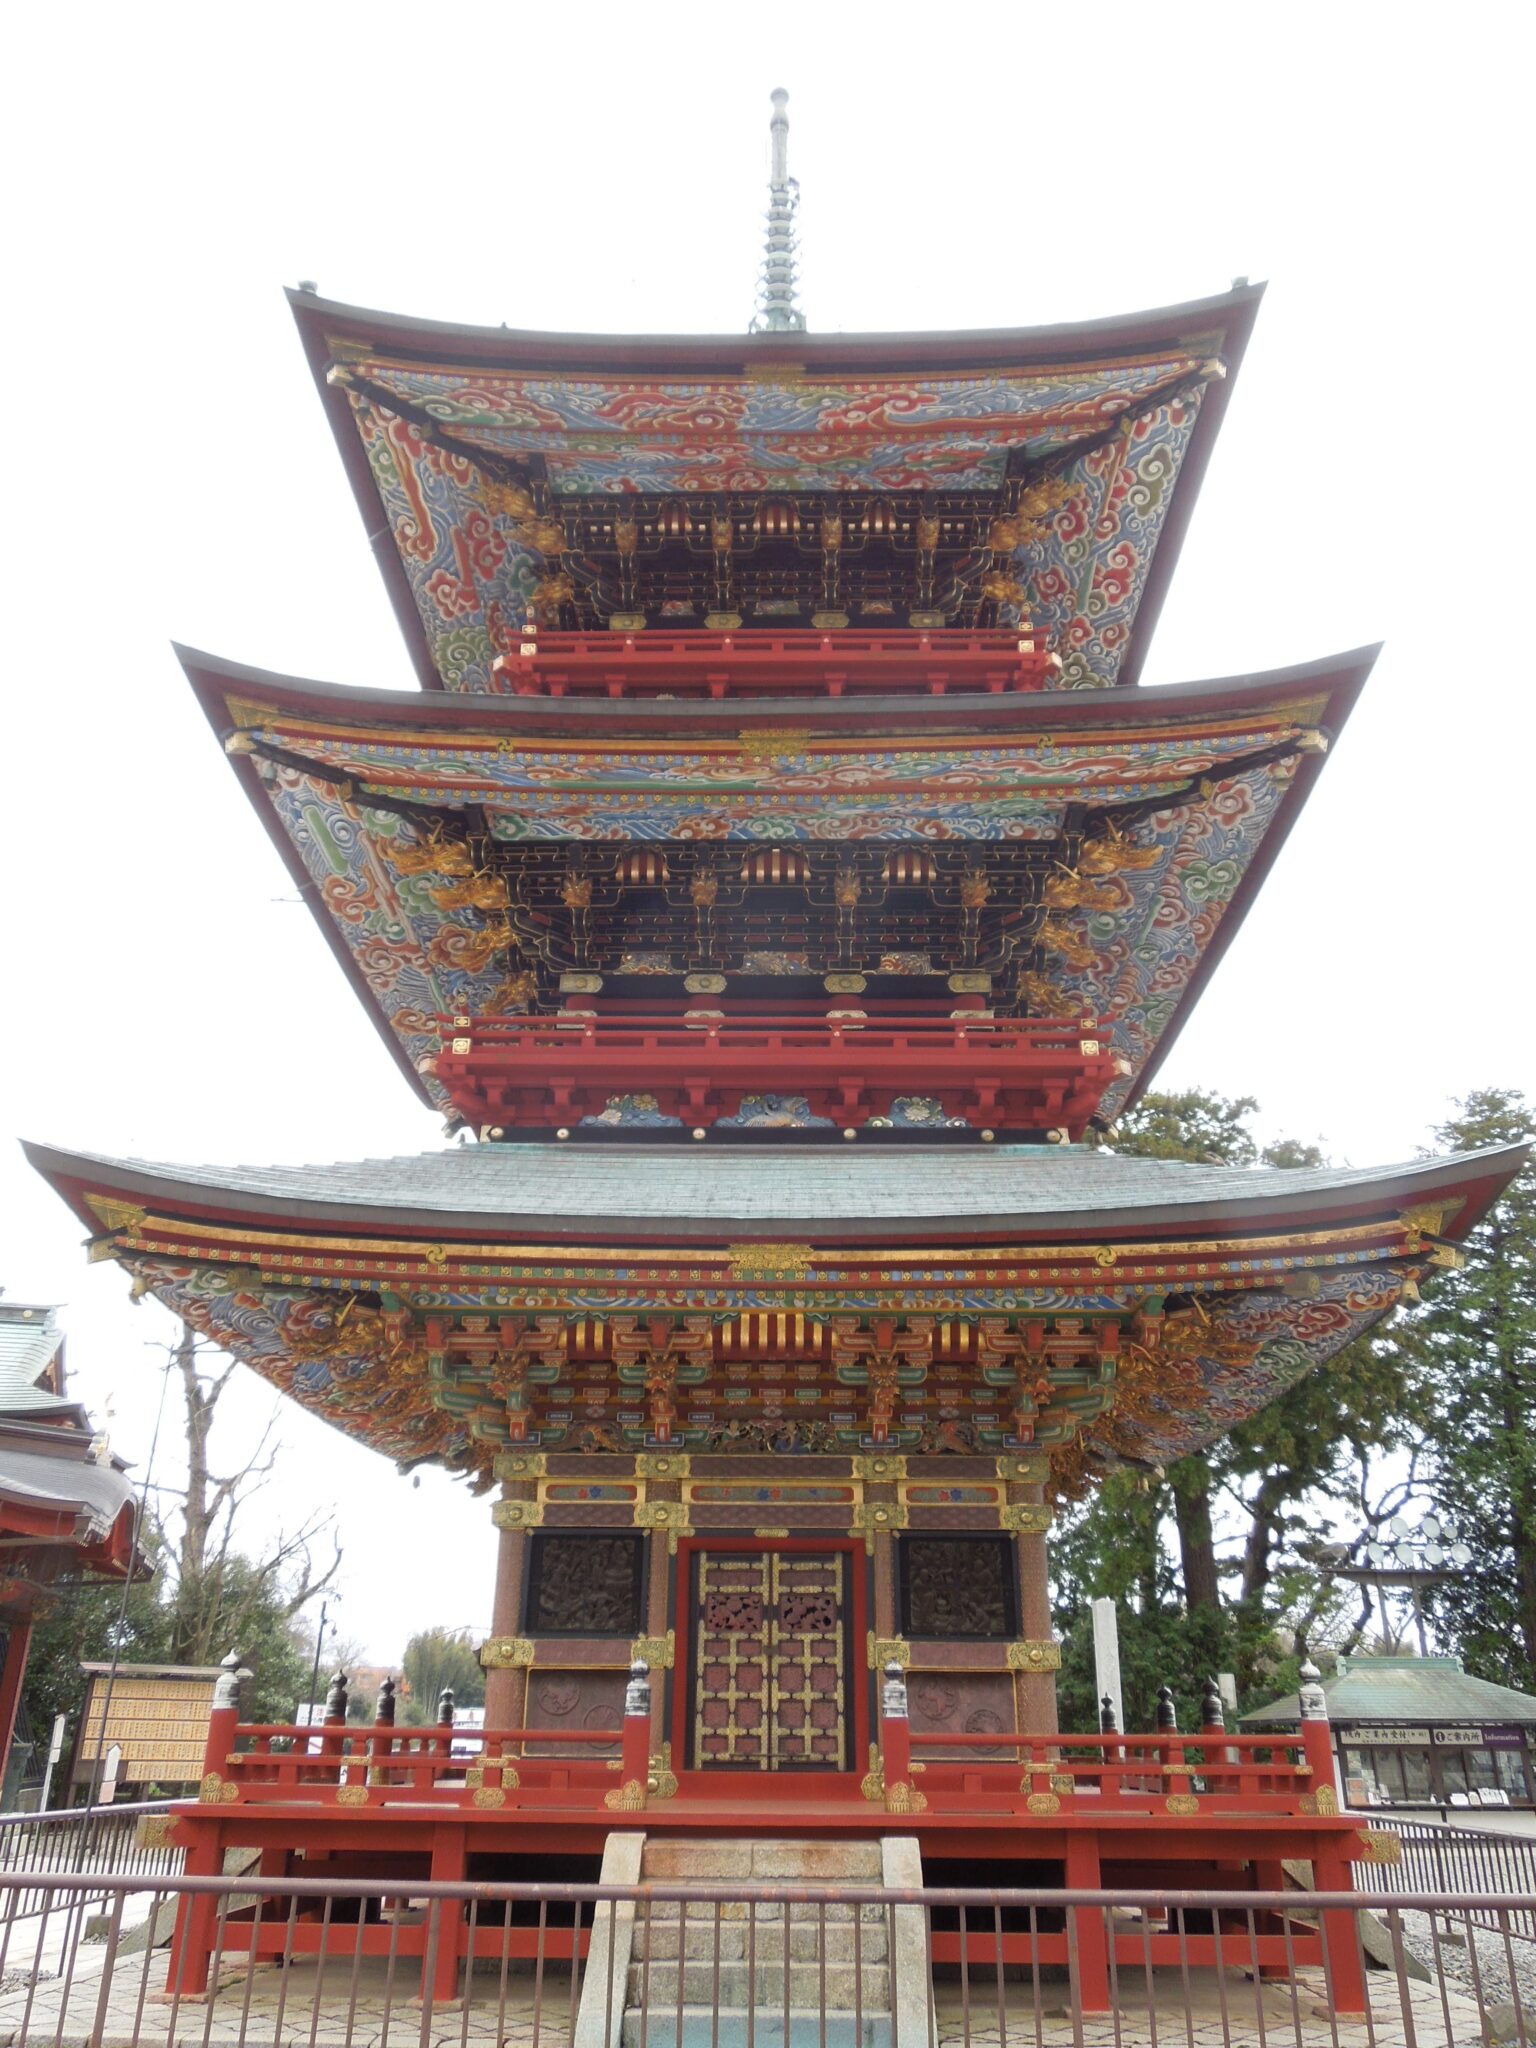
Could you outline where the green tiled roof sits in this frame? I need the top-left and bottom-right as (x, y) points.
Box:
(1244, 1657), (1536, 1727)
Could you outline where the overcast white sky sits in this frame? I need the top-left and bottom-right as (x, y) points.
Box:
(1, 2), (1530, 1668)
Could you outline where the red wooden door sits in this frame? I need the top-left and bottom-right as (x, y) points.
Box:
(689, 1548), (849, 1771)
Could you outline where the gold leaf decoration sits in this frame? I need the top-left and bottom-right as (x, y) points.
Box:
(604, 1779), (648, 1811)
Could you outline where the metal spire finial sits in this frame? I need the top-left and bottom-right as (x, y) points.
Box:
(751, 88), (806, 335)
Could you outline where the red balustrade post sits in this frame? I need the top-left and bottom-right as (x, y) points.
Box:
(319, 1669), (350, 1788)
(1298, 1660), (1366, 2013)
(165, 1651), (250, 1997)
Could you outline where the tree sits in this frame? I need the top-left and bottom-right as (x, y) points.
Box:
(1401, 1089), (1536, 1686)
(20, 1542), (173, 1735)
(163, 1325), (341, 1674)
(400, 1628), (485, 1722)
(1057, 1089), (1414, 1708)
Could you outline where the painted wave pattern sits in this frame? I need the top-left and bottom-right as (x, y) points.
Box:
(349, 381), (1205, 694)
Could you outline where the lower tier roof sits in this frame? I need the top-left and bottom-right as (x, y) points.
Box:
(26, 1137), (1525, 1243)
(23, 1139), (1523, 1483)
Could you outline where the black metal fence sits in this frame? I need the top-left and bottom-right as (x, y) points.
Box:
(1374, 1821), (1536, 1941)
(0, 1870), (1531, 2048)
(0, 1803), (181, 1920)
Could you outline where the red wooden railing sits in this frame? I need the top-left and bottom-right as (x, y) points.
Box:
(490, 627), (1060, 698)
(430, 1010), (1118, 1135)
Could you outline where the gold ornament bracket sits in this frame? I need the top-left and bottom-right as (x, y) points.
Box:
(631, 1632), (676, 1669)
(494, 1451), (547, 1481)
(492, 1499), (544, 1531)
(867, 1635), (910, 1669)
(1354, 1829), (1402, 1866)
(636, 1453), (691, 1480)
(1006, 1639), (1062, 1673)
(853, 1454), (907, 1482)
(480, 1636), (536, 1670)
(1000, 1504), (1054, 1535)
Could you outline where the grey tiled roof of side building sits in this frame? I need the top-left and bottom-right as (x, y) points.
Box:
(27, 1139), (1527, 1238)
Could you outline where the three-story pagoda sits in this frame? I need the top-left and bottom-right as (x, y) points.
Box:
(25, 99), (1525, 2005)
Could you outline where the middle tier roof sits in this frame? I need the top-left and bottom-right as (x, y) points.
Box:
(185, 644), (1375, 1124)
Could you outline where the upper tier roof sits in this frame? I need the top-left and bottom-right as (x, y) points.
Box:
(185, 643), (1372, 1123)
(290, 284), (1262, 691)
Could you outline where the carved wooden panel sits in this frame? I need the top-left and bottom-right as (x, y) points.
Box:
(518, 1670), (626, 1757)
(899, 1534), (1017, 1639)
(525, 1532), (645, 1636)
(690, 1550), (847, 1772)
(908, 1670), (1017, 1760)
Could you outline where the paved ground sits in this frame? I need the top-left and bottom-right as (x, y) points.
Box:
(0, 1948), (1497, 2048)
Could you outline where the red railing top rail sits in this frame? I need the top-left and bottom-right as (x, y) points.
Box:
(436, 1013), (1102, 1045)
(913, 1729), (1302, 1752)
(498, 629), (1045, 659)
(235, 1724), (616, 1745)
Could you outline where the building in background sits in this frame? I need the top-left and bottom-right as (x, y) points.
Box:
(1245, 1656), (1536, 1812)
(0, 1301), (140, 1804)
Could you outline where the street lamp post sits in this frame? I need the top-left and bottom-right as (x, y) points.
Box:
(306, 1595), (340, 1715)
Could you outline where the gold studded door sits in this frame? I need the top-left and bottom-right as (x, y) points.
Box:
(690, 1550), (847, 1771)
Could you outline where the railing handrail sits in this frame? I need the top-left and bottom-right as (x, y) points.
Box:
(0, 1868), (1530, 1914)
(233, 1724), (615, 1745)
(499, 629), (1043, 658)
(0, 1798), (171, 1828)
(437, 1017), (1100, 1048)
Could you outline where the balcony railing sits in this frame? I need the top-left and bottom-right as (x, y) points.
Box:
(430, 1011), (1119, 1136)
(490, 627), (1059, 699)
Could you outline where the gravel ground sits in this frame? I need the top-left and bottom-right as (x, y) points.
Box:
(1398, 1908), (1536, 2026)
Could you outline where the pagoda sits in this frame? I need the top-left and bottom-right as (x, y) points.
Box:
(25, 97), (1527, 2010)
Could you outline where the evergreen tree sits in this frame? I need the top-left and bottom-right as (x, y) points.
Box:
(1403, 1088), (1536, 1686)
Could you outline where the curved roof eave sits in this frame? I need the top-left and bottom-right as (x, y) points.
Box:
(23, 1137), (1527, 1249)
(173, 639), (1378, 1121)
(287, 282), (1265, 693)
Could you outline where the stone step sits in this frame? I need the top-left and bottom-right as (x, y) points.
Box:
(636, 1900), (889, 1933)
(633, 1918), (889, 1964)
(625, 1960), (891, 2009)
(641, 1839), (885, 1885)
(621, 2009), (892, 2048)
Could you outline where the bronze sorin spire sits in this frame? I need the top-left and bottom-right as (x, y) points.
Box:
(751, 88), (807, 334)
